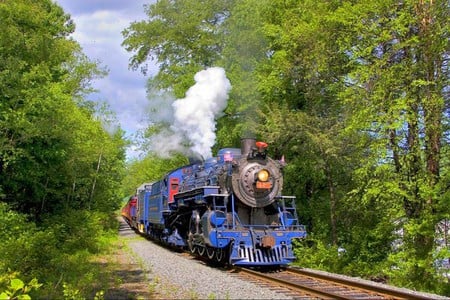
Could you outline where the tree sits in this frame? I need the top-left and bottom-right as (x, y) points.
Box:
(123, 0), (275, 149)
(215, 0), (271, 147)
(0, 1), (129, 297)
(255, 0), (357, 247)
(0, 0), (126, 219)
(333, 0), (449, 290)
(122, 0), (232, 97)
(121, 154), (187, 197)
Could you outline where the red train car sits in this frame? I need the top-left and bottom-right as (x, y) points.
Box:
(121, 195), (137, 225)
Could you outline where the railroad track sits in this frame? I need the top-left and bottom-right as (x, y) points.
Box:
(231, 266), (444, 299)
(175, 247), (447, 299)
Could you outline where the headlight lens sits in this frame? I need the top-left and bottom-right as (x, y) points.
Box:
(257, 169), (270, 182)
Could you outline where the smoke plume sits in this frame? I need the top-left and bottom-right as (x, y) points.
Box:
(146, 67), (231, 159)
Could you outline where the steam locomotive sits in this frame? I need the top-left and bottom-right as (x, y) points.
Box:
(121, 138), (306, 266)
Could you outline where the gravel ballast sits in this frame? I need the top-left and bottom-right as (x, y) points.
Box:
(119, 218), (292, 299)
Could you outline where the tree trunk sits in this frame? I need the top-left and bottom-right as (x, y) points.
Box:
(325, 162), (338, 246)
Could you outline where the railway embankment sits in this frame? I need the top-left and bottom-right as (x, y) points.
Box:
(106, 218), (449, 300)
(105, 217), (292, 299)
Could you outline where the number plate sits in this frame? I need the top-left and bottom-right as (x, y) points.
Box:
(256, 181), (272, 189)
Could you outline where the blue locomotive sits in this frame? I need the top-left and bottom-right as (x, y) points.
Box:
(122, 138), (306, 266)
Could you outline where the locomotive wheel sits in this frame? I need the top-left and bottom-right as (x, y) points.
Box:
(206, 246), (215, 259)
(227, 242), (234, 265)
(215, 248), (225, 262)
(188, 211), (199, 254)
(197, 245), (205, 256)
(188, 234), (196, 254)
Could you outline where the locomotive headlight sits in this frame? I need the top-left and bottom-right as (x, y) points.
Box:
(257, 169), (270, 182)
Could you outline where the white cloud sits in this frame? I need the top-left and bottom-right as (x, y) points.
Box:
(55, 0), (157, 159)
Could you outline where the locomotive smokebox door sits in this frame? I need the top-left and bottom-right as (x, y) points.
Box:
(231, 159), (283, 208)
(261, 235), (276, 248)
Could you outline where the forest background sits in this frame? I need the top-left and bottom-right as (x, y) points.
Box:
(0, 0), (448, 298)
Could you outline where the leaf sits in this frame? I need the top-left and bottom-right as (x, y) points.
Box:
(10, 278), (24, 291)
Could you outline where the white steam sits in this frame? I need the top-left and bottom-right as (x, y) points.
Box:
(146, 67), (231, 159)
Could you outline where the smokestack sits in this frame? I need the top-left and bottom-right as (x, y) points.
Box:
(241, 138), (256, 157)
(187, 150), (204, 164)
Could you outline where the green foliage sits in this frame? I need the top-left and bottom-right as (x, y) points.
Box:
(219, 0), (270, 137)
(0, 0), (126, 220)
(121, 154), (188, 197)
(385, 249), (450, 294)
(62, 283), (105, 300)
(0, 204), (119, 299)
(42, 209), (116, 254)
(122, 0), (231, 96)
(123, 0), (274, 143)
(0, 274), (42, 300)
(293, 238), (347, 273)
(62, 283), (84, 300)
(333, 0), (449, 270)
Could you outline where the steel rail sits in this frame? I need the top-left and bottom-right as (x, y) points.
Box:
(233, 266), (443, 300)
(236, 267), (356, 299)
(287, 267), (438, 300)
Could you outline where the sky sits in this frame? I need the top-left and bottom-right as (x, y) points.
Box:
(55, 0), (157, 159)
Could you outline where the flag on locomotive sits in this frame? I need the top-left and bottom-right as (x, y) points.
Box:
(122, 138), (306, 266)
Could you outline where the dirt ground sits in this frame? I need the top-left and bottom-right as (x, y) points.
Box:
(100, 219), (188, 300)
(102, 240), (155, 300)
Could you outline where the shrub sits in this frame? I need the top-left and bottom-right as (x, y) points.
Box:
(0, 274), (42, 300)
(0, 203), (118, 299)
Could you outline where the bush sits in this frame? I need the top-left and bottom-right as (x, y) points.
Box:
(41, 209), (115, 254)
(0, 273), (42, 300)
(385, 250), (450, 296)
(293, 237), (348, 273)
(0, 203), (119, 299)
